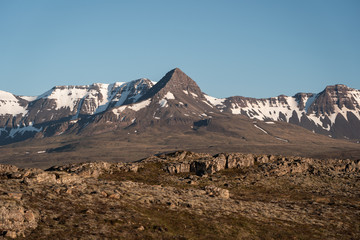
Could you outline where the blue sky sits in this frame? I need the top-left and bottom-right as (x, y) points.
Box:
(1, 0), (359, 98)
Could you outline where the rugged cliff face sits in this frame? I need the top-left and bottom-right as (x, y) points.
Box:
(0, 68), (359, 145)
(218, 84), (360, 139)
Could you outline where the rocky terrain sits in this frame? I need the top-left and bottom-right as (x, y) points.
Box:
(1, 151), (359, 239)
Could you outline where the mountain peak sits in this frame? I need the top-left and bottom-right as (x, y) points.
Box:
(137, 68), (202, 102)
(172, 67), (182, 72)
(308, 83), (359, 115)
(161, 67), (194, 85)
(324, 84), (351, 92)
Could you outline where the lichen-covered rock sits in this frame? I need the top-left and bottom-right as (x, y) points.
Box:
(256, 155), (270, 164)
(23, 172), (57, 184)
(47, 162), (112, 178)
(0, 164), (18, 174)
(54, 172), (83, 184)
(231, 153), (255, 167)
(166, 163), (191, 174)
(163, 152), (257, 175)
(204, 186), (230, 199)
(0, 201), (38, 238)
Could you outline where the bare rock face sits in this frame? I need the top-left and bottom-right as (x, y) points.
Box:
(160, 151), (360, 180)
(166, 162), (191, 174)
(162, 151), (263, 175)
(228, 153), (256, 167)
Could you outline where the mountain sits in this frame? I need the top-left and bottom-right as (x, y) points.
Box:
(0, 79), (154, 143)
(0, 68), (359, 146)
(98, 68), (217, 129)
(2, 70), (359, 240)
(218, 84), (360, 139)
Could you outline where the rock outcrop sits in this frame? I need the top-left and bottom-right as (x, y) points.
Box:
(0, 151), (359, 239)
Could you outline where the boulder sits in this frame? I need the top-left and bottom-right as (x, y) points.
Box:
(235, 154), (255, 167)
(166, 163), (191, 174)
(204, 186), (230, 199)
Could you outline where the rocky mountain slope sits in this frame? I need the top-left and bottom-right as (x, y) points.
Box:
(1, 151), (359, 239)
(220, 84), (360, 139)
(0, 79), (154, 143)
(0, 68), (359, 145)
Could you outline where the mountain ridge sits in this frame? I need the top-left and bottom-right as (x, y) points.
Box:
(0, 68), (359, 145)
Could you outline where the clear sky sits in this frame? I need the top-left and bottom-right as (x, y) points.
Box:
(1, 0), (359, 98)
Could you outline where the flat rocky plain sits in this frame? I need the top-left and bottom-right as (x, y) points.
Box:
(1, 151), (359, 239)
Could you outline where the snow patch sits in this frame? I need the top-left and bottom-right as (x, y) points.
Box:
(253, 124), (268, 134)
(164, 92), (175, 100)
(204, 94), (226, 107)
(202, 100), (214, 108)
(159, 99), (168, 108)
(20, 96), (37, 101)
(128, 99), (151, 111)
(275, 137), (288, 142)
(0, 90), (19, 101)
(0, 90), (28, 115)
(8, 126), (42, 138)
(158, 91), (176, 108)
(112, 99), (151, 116)
(46, 86), (91, 111)
(190, 92), (198, 98)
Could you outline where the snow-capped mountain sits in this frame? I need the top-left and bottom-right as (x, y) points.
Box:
(0, 78), (154, 142)
(0, 68), (359, 144)
(214, 84), (360, 139)
(109, 68), (216, 124)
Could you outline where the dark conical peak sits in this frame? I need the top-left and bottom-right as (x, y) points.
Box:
(137, 68), (203, 102)
(172, 67), (182, 73)
(160, 67), (196, 86)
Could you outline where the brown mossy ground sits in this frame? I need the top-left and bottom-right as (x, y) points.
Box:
(1, 155), (359, 239)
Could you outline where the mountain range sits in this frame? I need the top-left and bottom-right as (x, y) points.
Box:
(1, 68), (359, 145)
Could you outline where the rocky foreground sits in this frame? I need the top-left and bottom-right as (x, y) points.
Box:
(1, 151), (359, 239)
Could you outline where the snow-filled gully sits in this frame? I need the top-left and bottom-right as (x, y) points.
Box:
(253, 123), (289, 143)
